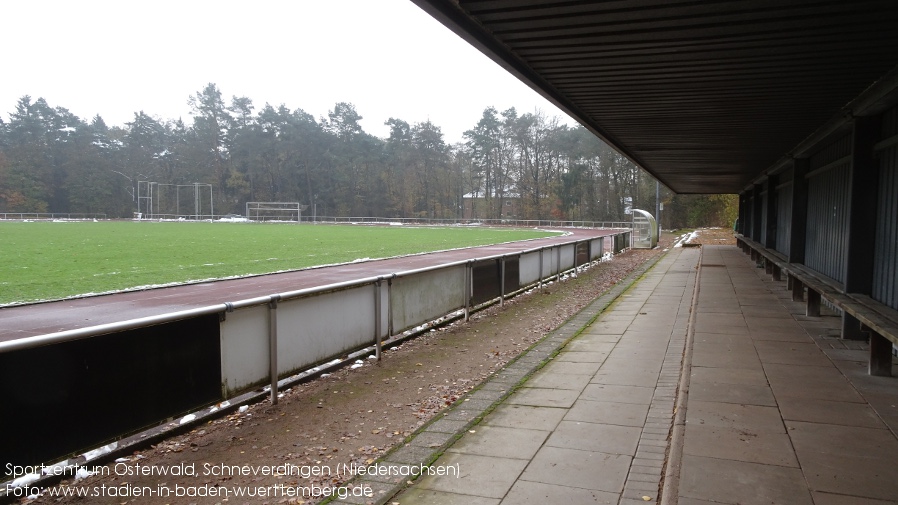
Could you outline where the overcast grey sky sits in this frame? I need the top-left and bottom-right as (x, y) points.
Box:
(1, 0), (573, 143)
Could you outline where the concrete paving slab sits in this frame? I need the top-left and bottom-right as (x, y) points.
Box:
(737, 294), (784, 306)
(795, 450), (898, 501)
(553, 351), (610, 363)
(822, 348), (869, 362)
(524, 370), (592, 390)
(689, 365), (769, 386)
(537, 359), (602, 376)
(786, 421), (898, 457)
(777, 397), (885, 428)
(694, 302), (742, 314)
(590, 370), (659, 387)
(765, 370), (864, 403)
(586, 321), (633, 334)
(687, 380), (777, 406)
(679, 454), (813, 505)
(685, 400), (786, 432)
(811, 491), (898, 505)
(414, 452), (529, 499)
(749, 329), (817, 342)
(682, 423), (799, 466)
(626, 321), (675, 333)
(691, 333), (760, 348)
(481, 404), (566, 431)
(752, 340), (836, 366)
(677, 498), (725, 505)
(691, 348), (763, 369)
(519, 446), (631, 493)
(564, 399), (650, 427)
(745, 316), (807, 331)
(739, 305), (795, 318)
(561, 340), (617, 353)
(447, 425), (550, 460)
(579, 383), (655, 404)
(569, 333), (622, 344)
(501, 480), (618, 505)
(694, 318), (749, 335)
(394, 488), (500, 505)
(507, 387), (580, 408)
(545, 420), (642, 455)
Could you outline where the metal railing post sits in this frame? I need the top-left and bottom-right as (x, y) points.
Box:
(268, 296), (279, 405)
(464, 261), (472, 322)
(556, 246), (562, 282)
(500, 257), (506, 307)
(387, 275), (394, 338)
(538, 248), (544, 289)
(375, 279), (383, 361)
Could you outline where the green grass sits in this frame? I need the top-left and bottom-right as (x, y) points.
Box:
(0, 221), (557, 305)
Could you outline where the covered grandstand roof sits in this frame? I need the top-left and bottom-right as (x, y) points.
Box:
(412, 0), (898, 193)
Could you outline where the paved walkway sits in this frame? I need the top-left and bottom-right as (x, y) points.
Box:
(678, 246), (898, 505)
(339, 244), (898, 505)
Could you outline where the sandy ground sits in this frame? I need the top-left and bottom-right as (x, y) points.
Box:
(20, 229), (730, 505)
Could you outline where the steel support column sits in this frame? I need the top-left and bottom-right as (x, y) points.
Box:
(789, 158), (810, 265)
(765, 174), (778, 249)
(752, 184), (763, 241)
(268, 297), (279, 404)
(844, 116), (880, 295)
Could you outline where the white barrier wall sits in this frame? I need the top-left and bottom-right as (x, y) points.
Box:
(391, 265), (466, 333)
(220, 305), (269, 395)
(276, 286), (377, 376)
(220, 285), (385, 397)
(219, 235), (625, 398)
(590, 238), (604, 259)
(559, 243), (576, 271)
(519, 251), (542, 286)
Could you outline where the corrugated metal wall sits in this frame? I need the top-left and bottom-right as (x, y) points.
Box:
(775, 167), (794, 257)
(805, 135), (852, 284)
(760, 189), (768, 245)
(873, 107), (898, 309)
(746, 194), (755, 240)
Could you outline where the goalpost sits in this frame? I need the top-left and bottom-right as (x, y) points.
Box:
(246, 202), (307, 222)
(137, 181), (214, 220)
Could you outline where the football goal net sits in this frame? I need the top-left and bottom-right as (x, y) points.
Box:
(137, 182), (214, 220)
(246, 202), (307, 222)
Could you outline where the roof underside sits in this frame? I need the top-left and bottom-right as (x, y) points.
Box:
(413, 0), (898, 194)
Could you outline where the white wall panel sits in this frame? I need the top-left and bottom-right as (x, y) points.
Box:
(277, 287), (376, 376)
(519, 251), (542, 285)
(220, 305), (269, 397)
(391, 266), (465, 332)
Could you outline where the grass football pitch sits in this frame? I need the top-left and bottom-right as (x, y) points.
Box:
(0, 221), (558, 305)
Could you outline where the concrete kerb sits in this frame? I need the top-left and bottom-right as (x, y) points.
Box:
(659, 246), (702, 505)
(328, 249), (672, 505)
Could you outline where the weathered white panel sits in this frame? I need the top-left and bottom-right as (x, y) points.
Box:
(391, 266), (466, 333)
(220, 305), (269, 397)
(546, 247), (560, 276)
(590, 238), (604, 259)
(559, 244), (575, 270)
(277, 287), (376, 375)
(519, 251), (542, 285)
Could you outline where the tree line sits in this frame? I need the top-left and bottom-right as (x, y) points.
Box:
(0, 83), (734, 227)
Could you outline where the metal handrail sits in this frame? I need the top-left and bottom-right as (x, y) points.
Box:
(0, 212), (108, 220)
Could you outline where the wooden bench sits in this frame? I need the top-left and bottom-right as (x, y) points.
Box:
(736, 236), (898, 377)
